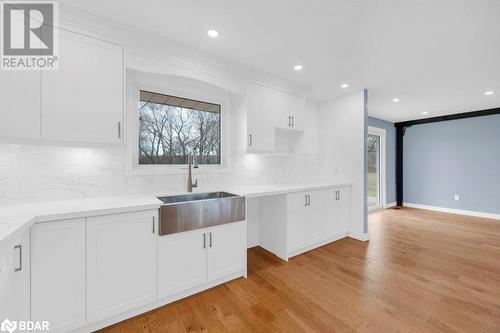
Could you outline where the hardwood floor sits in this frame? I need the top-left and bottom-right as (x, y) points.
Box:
(98, 208), (500, 332)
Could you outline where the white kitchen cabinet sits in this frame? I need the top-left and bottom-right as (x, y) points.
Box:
(287, 186), (351, 258)
(0, 71), (41, 140)
(207, 222), (245, 281)
(246, 83), (276, 153)
(158, 222), (245, 299)
(31, 219), (86, 333)
(86, 210), (157, 323)
(158, 228), (207, 299)
(276, 90), (306, 131)
(41, 29), (124, 144)
(336, 187), (351, 234)
(287, 191), (308, 253)
(0, 230), (30, 323)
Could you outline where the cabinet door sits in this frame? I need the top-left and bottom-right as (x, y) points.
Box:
(0, 71), (41, 140)
(287, 191), (307, 253)
(207, 222), (245, 281)
(87, 210), (157, 323)
(41, 29), (123, 144)
(323, 189), (339, 238)
(158, 228), (207, 299)
(31, 219), (85, 332)
(0, 230), (30, 323)
(246, 83), (276, 153)
(307, 190), (328, 245)
(279, 91), (306, 131)
(336, 187), (351, 234)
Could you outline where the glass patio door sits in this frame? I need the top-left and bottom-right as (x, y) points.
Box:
(368, 134), (381, 209)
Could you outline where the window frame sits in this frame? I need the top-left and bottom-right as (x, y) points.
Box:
(126, 74), (231, 175)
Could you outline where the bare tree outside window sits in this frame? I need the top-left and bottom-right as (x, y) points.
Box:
(138, 90), (221, 165)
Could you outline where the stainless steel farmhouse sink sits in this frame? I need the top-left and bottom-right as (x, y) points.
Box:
(157, 192), (245, 235)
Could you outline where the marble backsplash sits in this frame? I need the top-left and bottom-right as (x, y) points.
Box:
(0, 143), (320, 205)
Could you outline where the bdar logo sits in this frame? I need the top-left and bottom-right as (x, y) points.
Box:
(0, 319), (17, 333)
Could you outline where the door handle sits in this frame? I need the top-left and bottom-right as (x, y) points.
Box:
(288, 116), (291, 127)
(203, 233), (206, 249)
(291, 116), (295, 127)
(304, 195), (308, 206)
(308, 195), (311, 205)
(209, 232), (213, 247)
(248, 134), (253, 146)
(14, 245), (22, 272)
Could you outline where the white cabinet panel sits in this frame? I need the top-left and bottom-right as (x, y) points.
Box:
(158, 228), (207, 299)
(287, 191), (308, 252)
(276, 90), (305, 131)
(307, 190), (327, 245)
(246, 83), (276, 153)
(337, 187), (351, 234)
(0, 71), (41, 140)
(207, 222), (245, 281)
(0, 230), (30, 323)
(31, 219), (85, 333)
(87, 210), (157, 323)
(41, 29), (123, 144)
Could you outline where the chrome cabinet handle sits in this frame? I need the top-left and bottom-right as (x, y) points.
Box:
(291, 116), (295, 127)
(203, 233), (206, 249)
(117, 121), (121, 139)
(209, 232), (213, 247)
(288, 116), (291, 127)
(308, 195), (311, 205)
(152, 216), (155, 234)
(248, 134), (253, 146)
(14, 245), (22, 272)
(304, 195), (308, 206)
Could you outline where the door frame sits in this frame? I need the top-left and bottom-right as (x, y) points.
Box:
(367, 126), (386, 211)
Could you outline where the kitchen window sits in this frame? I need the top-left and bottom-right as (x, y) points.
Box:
(138, 90), (221, 165)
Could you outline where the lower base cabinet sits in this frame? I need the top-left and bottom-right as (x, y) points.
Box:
(159, 221), (245, 299)
(287, 186), (351, 257)
(0, 230), (30, 323)
(31, 219), (86, 333)
(86, 210), (158, 323)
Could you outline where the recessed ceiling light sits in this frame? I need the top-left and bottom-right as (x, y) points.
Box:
(484, 90), (495, 96)
(294, 65), (303, 71)
(207, 30), (218, 38)
(341, 83), (349, 88)
(392, 98), (400, 103)
(422, 111), (429, 115)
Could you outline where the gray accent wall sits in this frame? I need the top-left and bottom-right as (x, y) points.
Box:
(403, 114), (500, 215)
(368, 117), (396, 205)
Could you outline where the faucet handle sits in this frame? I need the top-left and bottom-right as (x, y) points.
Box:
(193, 179), (198, 188)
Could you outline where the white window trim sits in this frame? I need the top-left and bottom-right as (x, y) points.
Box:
(125, 72), (231, 175)
(368, 126), (386, 211)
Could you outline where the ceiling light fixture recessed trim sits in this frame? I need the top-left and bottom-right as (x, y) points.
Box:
(422, 111), (429, 115)
(293, 64), (303, 71)
(392, 98), (400, 103)
(207, 29), (219, 38)
(341, 83), (349, 88)
(484, 90), (495, 96)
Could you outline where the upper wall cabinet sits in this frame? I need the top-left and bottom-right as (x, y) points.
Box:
(0, 71), (41, 140)
(246, 82), (306, 153)
(246, 83), (277, 153)
(41, 29), (124, 144)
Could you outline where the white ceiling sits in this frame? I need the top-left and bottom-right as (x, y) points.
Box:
(60, 0), (500, 122)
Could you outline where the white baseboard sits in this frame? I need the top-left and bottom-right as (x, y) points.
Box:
(404, 202), (500, 220)
(348, 231), (369, 241)
(384, 202), (397, 208)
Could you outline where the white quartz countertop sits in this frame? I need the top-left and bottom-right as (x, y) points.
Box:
(0, 183), (350, 246)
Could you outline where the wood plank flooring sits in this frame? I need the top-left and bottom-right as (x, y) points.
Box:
(98, 207), (500, 332)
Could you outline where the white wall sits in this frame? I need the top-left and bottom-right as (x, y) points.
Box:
(319, 90), (367, 237)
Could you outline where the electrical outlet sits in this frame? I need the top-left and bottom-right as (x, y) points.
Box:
(454, 194), (460, 201)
